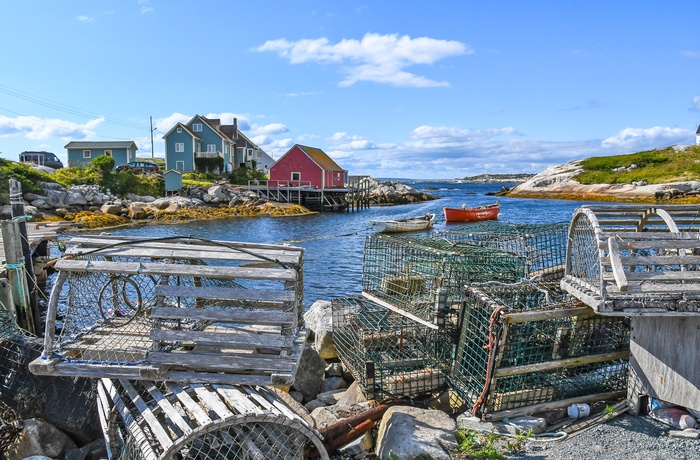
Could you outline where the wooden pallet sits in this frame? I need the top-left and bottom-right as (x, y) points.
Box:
(30, 235), (307, 385)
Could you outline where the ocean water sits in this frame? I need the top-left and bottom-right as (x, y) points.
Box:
(60, 181), (598, 309)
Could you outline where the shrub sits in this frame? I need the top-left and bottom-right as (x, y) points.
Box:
(51, 166), (104, 187)
(91, 155), (116, 177)
(0, 159), (53, 199)
(228, 166), (267, 186)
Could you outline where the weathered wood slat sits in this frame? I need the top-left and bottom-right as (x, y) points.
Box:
(55, 259), (298, 281)
(151, 307), (295, 325)
(505, 306), (592, 324)
(601, 254), (700, 265)
(213, 385), (259, 414)
(68, 235), (304, 254)
(118, 379), (174, 450)
(150, 329), (292, 348)
(155, 284), (295, 303)
(190, 383), (234, 420)
(607, 237), (628, 291)
(143, 381), (193, 437)
(166, 382), (212, 426)
(602, 271), (700, 282)
(606, 283), (700, 294)
(493, 351), (630, 378)
(147, 351), (298, 373)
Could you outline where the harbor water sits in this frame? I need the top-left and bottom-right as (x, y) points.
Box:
(60, 181), (597, 309)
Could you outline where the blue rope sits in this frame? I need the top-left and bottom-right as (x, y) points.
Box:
(11, 215), (32, 222)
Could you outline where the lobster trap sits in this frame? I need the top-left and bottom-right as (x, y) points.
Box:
(30, 235), (307, 386)
(361, 234), (527, 328)
(97, 378), (328, 460)
(433, 221), (569, 281)
(332, 296), (455, 400)
(449, 282), (630, 420)
(560, 205), (700, 314)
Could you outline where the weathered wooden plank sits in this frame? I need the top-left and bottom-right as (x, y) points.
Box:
(166, 382), (212, 426)
(607, 237), (628, 291)
(68, 235), (304, 254)
(606, 283), (700, 294)
(55, 259), (298, 281)
(147, 351), (297, 373)
(143, 381), (193, 437)
(161, 371), (273, 386)
(150, 329), (291, 348)
(190, 383), (234, 420)
(603, 238), (700, 250)
(155, 284), (296, 303)
(493, 351), (630, 378)
(151, 307), (295, 325)
(505, 306), (592, 324)
(213, 385), (261, 415)
(602, 271), (700, 282)
(601, 254), (700, 265)
(118, 379), (174, 450)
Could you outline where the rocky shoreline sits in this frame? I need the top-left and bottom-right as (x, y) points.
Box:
(5, 178), (438, 229)
(505, 160), (700, 203)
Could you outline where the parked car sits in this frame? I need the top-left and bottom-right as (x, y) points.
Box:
(116, 161), (159, 173)
(19, 151), (64, 169)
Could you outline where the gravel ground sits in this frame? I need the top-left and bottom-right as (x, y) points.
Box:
(510, 414), (699, 460)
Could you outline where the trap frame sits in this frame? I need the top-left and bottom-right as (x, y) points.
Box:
(30, 235), (307, 386)
(361, 234), (528, 328)
(449, 281), (630, 421)
(433, 221), (569, 281)
(332, 296), (455, 400)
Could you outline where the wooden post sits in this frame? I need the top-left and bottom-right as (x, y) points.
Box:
(1, 220), (34, 334)
(0, 278), (16, 334)
(8, 179), (41, 334)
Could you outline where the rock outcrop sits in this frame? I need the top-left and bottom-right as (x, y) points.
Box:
(507, 160), (700, 203)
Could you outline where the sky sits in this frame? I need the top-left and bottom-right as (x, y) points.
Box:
(1, 1), (699, 180)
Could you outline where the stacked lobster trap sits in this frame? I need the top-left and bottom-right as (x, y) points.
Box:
(27, 235), (329, 460)
(433, 221), (569, 281)
(333, 234), (529, 400)
(449, 281), (630, 421)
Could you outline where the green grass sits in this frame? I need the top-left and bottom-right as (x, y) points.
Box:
(575, 145), (700, 185)
(453, 428), (533, 459)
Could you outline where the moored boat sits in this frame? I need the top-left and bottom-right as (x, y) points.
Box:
(443, 202), (500, 222)
(371, 213), (435, 233)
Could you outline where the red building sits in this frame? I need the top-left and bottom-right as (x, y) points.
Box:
(269, 144), (347, 189)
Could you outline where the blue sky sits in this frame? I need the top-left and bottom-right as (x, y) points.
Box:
(1, 1), (699, 179)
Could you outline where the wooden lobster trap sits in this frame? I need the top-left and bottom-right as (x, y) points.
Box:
(30, 235), (306, 386)
(97, 378), (328, 460)
(560, 205), (700, 314)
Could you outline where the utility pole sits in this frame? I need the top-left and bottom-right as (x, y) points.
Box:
(150, 116), (155, 160)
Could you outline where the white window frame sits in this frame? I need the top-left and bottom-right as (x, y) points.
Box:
(176, 160), (185, 171)
(104, 150), (112, 157)
(256, 151), (263, 159)
(192, 123), (203, 132)
(176, 127), (182, 133)
(83, 150), (91, 158)
(207, 144), (216, 153)
(247, 148), (253, 160)
(291, 172), (301, 181)
(175, 143), (184, 153)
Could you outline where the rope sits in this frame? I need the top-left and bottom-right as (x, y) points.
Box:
(3, 263), (30, 310)
(475, 426), (568, 442)
(471, 305), (506, 415)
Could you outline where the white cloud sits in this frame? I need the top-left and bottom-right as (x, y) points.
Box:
(693, 96), (700, 112)
(0, 115), (103, 140)
(328, 132), (377, 150)
(155, 113), (190, 132)
(138, 0), (154, 14)
(76, 15), (95, 22)
(602, 126), (692, 150)
(680, 50), (700, 58)
(255, 33), (470, 87)
(250, 123), (289, 136)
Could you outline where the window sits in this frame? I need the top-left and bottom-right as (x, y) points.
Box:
(247, 149), (253, 160)
(175, 143), (184, 153)
(105, 150), (112, 157)
(83, 150), (91, 158)
(291, 172), (301, 181)
(256, 152), (262, 159)
(176, 127), (182, 133)
(176, 160), (184, 171)
(207, 144), (216, 153)
(192, 123), (202, 132)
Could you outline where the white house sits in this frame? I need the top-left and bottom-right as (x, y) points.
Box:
(696, 123), (700, 145)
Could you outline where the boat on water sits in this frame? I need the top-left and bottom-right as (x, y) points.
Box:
(443, 201), (500, 222)
(371, 213), (436, 233)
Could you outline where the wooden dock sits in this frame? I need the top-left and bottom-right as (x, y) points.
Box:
(247, 176), (371, 212)
(0, 221), (69, 265)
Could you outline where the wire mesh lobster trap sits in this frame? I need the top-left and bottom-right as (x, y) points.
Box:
(97, 378), (328, 460)
(433, 221), (569, 281)
(560, 205), (700, 314)
(29, 235), (307, 386)
(332, 296), (455, 400)
(449, 281), (630, 421)
(361, 234), (528, 328)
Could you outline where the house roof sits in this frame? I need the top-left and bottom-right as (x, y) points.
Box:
(162, 122), (200, 140)
(697, 124), (700, 134)
(64, 141), (137, 150)
(297, 144), (345, 172)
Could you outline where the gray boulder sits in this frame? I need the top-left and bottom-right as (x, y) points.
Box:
(303, 300), (337, 359)
(292, 345), (326, 402)
(4, 418), (77, 460)
(375, 406), (457, 460)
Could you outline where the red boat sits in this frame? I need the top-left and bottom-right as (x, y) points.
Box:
(443, 201), (500, 222)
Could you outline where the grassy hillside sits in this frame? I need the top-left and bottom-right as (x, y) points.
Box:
(575, 145), (700, 185)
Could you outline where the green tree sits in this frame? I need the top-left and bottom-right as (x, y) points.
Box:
(92, 155), (116, 177)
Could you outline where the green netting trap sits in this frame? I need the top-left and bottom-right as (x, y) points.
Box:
(449, 281), (630, 420)
(433, 221), (569, 281)
(361, 234), (528, 326)
(332, 296), (455, 400)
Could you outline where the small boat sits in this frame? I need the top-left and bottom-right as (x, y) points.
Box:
(371, 213), (435, 233)
(443, 201), (500, 222)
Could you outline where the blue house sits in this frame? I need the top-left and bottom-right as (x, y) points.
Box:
(163, 115), (265, 174)
(65, 141), (138, 169)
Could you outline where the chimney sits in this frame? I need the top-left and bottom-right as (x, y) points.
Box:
(233, 118), (238, 141)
